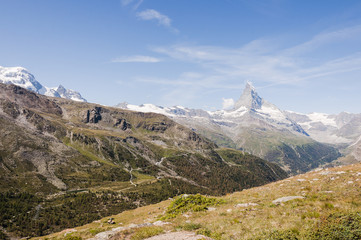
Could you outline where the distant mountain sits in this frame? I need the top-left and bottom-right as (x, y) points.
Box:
(0, 66), (87, 102)
(116, 82), (341, 174)
(285, 111), (361, 146)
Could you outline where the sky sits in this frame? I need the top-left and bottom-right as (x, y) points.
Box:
(1, 0), (361, 114)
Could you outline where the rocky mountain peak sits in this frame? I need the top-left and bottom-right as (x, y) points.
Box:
(233, 81), (263, 110)
(0, 66), (87, 102)
(0, 66), (44, 92)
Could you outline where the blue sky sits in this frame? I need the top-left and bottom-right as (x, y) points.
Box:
(1, 0), (361, 114)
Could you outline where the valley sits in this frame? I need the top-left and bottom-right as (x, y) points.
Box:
(31, 161), (361, 240)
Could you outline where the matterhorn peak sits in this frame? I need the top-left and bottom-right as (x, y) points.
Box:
(233, 81), (263, 110)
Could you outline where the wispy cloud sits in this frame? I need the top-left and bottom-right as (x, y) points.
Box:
(112, 55), (161, 63)
(121, 0), (143, 9)
(136, 9), (179, 33)
(151, 24), (361, 89)
(118, 24), (361, 109)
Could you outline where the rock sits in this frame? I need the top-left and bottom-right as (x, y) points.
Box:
(107, 218), (115, 224)
(297, 179), (306, 182)
(207, 207), (216, 211)
(114, 118), (131, 130)
(153, 220), (170, 226)
(272, 196), (304, 204)
(235, 203), (259, 208)
(84, 107), (102, 123)
(63, 229), (77, 236)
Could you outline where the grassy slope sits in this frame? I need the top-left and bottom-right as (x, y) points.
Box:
(35, 162), (361, 240)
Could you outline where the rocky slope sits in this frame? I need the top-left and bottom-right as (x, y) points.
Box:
(34, 162), (361, 240)
(0, 66), (87, 102)
(117, 82), (341, 175)
(0, 83), (287, 238)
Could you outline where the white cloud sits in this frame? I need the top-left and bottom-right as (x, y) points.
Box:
(137, 9), (171, 26)
(222, 98), (235, 110)
(112, 55), (161, 63)
(136, 9), (178, 33)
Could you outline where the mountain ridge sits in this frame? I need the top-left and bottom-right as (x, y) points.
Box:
(116, 83), (344, 174)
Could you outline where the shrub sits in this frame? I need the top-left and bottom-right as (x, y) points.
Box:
(160, 194), (224, 220)
(178, 222), (202, 231)
(196, 228), (222, 240)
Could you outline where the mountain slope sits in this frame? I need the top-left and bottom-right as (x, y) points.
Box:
(0, 83), (287, 238)
(0, 66), (87, 102)
(34, 161), (361, 240)
(116, 82), (341, 175)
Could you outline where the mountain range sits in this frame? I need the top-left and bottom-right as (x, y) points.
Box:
(116, 82), (361, 174)
(2, 65), (360, 174)
(0, 82), (286, 238)
(0, 66), (87, 102)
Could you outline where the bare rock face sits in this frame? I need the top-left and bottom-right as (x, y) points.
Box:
(83, 107), (102, 123)
(114, 118), (131, 130)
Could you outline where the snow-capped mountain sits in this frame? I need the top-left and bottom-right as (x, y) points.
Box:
(285, 111), (361, 146)
(116, 82), (341, 174)
(0, 66), (87, 102)
(118, 82), (308, 136)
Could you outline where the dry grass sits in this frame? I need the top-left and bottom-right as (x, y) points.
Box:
(33, 163), (361, 240)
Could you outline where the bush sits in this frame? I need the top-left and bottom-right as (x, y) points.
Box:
(178, 222), (202, 231)
(160, 194), (225, 220)
(196, 228), (222, 240)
